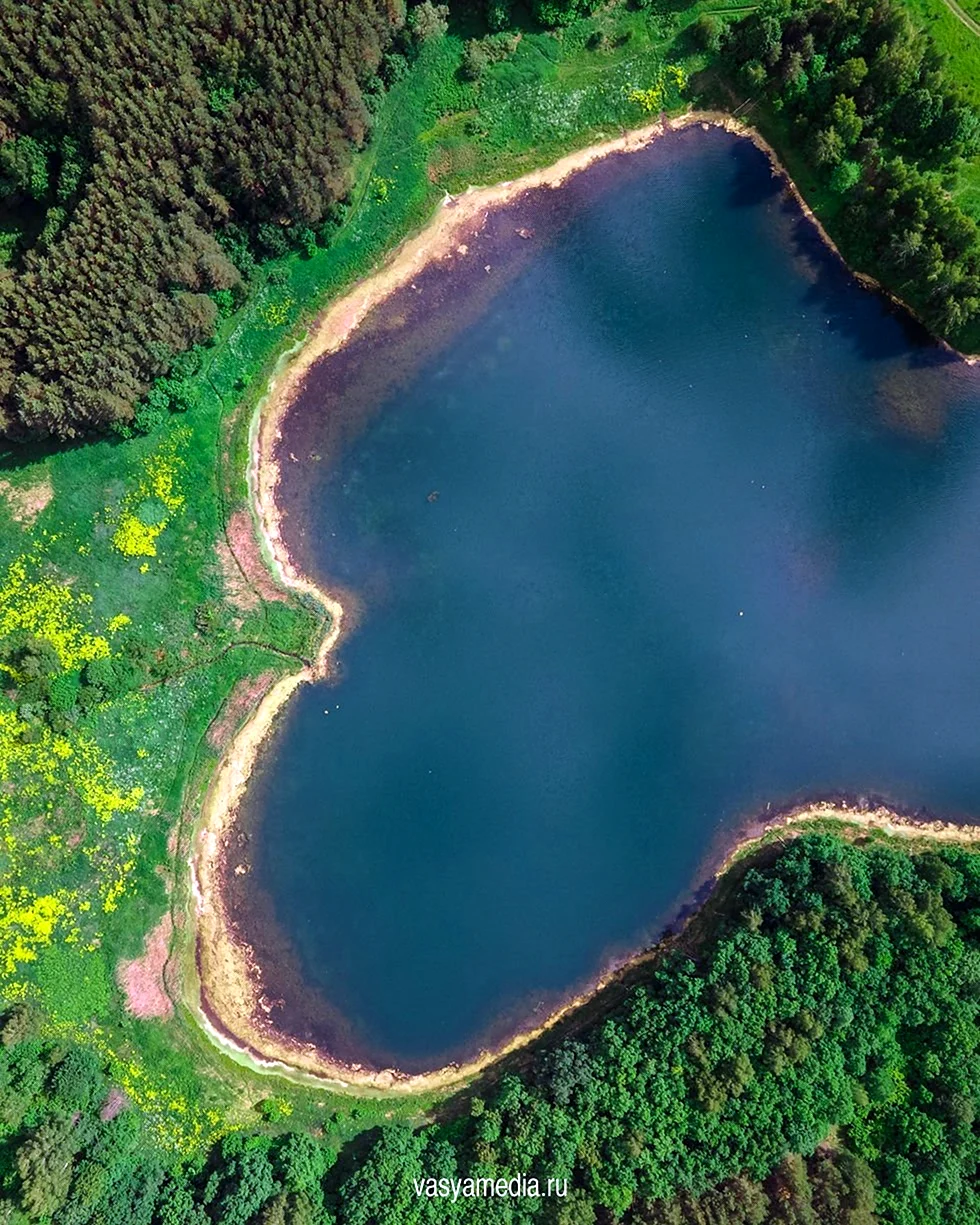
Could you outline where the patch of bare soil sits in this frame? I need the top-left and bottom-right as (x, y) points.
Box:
(0, 476), (53, 526)
(117, 913), (174, 1020)
(208, 670), (278, 752)
(225, 508), (289, 604)
(100, 1087), (128, 1121)
(215, 538), (259, 612)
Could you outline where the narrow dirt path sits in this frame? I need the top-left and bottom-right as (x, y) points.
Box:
(938, 0), (980, 37)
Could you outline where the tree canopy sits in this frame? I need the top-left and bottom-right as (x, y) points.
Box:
(0, 0), (401, 439)
(0, 834), (975, 1222)
(721, 0), (980, 339)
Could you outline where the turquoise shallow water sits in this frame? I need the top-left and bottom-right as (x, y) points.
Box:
(233, 127), (980, 1071)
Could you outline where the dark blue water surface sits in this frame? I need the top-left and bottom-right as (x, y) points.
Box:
(236, 127), (980, 1070)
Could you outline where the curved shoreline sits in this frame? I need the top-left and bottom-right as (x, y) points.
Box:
(195, 798), (980, 1093)
(190, 110), (980, 1095)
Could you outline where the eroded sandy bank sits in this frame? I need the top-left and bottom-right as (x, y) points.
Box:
(191, 111), (980, 1095)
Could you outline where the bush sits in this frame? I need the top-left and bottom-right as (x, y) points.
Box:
(486, 0), (514, 31)
(47, 670), (80, 714)
(830, 159), (861, 194)
(532, 0), (581, 25)
(461, 39), (489, 81)
(132, 398), (168, 435)
(82, 656), (127, 702)
(194, 601), (220, 635)
(297, 225), (317, 258)
(0, 1006), (40, 1049)
(49, 1046), (105, 1113)
(0, 135), (50, 200)
(408, 1), (449, 43)
(256, 222), (289, 259)
(692, 13), (722, 53)
(212, 287), (236, 318)
(381, 50), (411, 85)
(257, 1098), (294, 1123)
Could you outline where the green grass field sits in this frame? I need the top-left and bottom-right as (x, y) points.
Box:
(902, 0), (980, 101)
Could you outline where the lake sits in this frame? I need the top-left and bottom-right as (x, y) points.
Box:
(231, 125), (980, 1072)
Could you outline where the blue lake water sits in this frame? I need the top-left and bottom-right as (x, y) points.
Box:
(233, 127), (980, 1071)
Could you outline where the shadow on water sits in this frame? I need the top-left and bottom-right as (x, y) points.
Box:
(726, 139), (783, 209)
(428, 829), (802, 1127)
(724, 131), (949, 371)
(778, 189), (958, 371)
(528, 129), (947, 383)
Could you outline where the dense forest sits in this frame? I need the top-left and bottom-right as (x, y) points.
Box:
(0, 834), (977, 1222)
(721, 0), (980, 335)
(0, 0), (401, 439)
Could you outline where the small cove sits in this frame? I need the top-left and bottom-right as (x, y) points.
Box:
(228, 125), (980, 1073)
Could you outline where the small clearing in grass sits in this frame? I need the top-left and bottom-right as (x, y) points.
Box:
(117, 913), (174, 1020)
(0, 475), (53, 526)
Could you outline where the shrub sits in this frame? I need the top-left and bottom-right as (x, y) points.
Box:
(194, 601), (220, 635)
(47, 670), (80, 714)
(408, 1), (449, 43)
(486, 0), (514, 31)
(49, 1046), (105, 1113)
(82, 656), (126, 702)
(692, 13), (722, 53)
(830, 159), (861, 193)
(462, 39), (489, 81)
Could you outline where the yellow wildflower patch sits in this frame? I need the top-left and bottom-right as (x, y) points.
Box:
(0, 555), (110, 671)
(628, 65), (687, 115)
(112, 514), (165, 558)
(110, 431), (188, 561)
(668, 65), (687, 89)
(0, 712), (142, 826)
(629, 86), (664, 114)
(263, 297), (294, 327)
(0, 888), (72, 974)
(145, 441), (186, 514)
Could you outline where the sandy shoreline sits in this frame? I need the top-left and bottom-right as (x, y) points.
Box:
(190, 110), (980, 1095)
(194, 796), (980, 1093)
